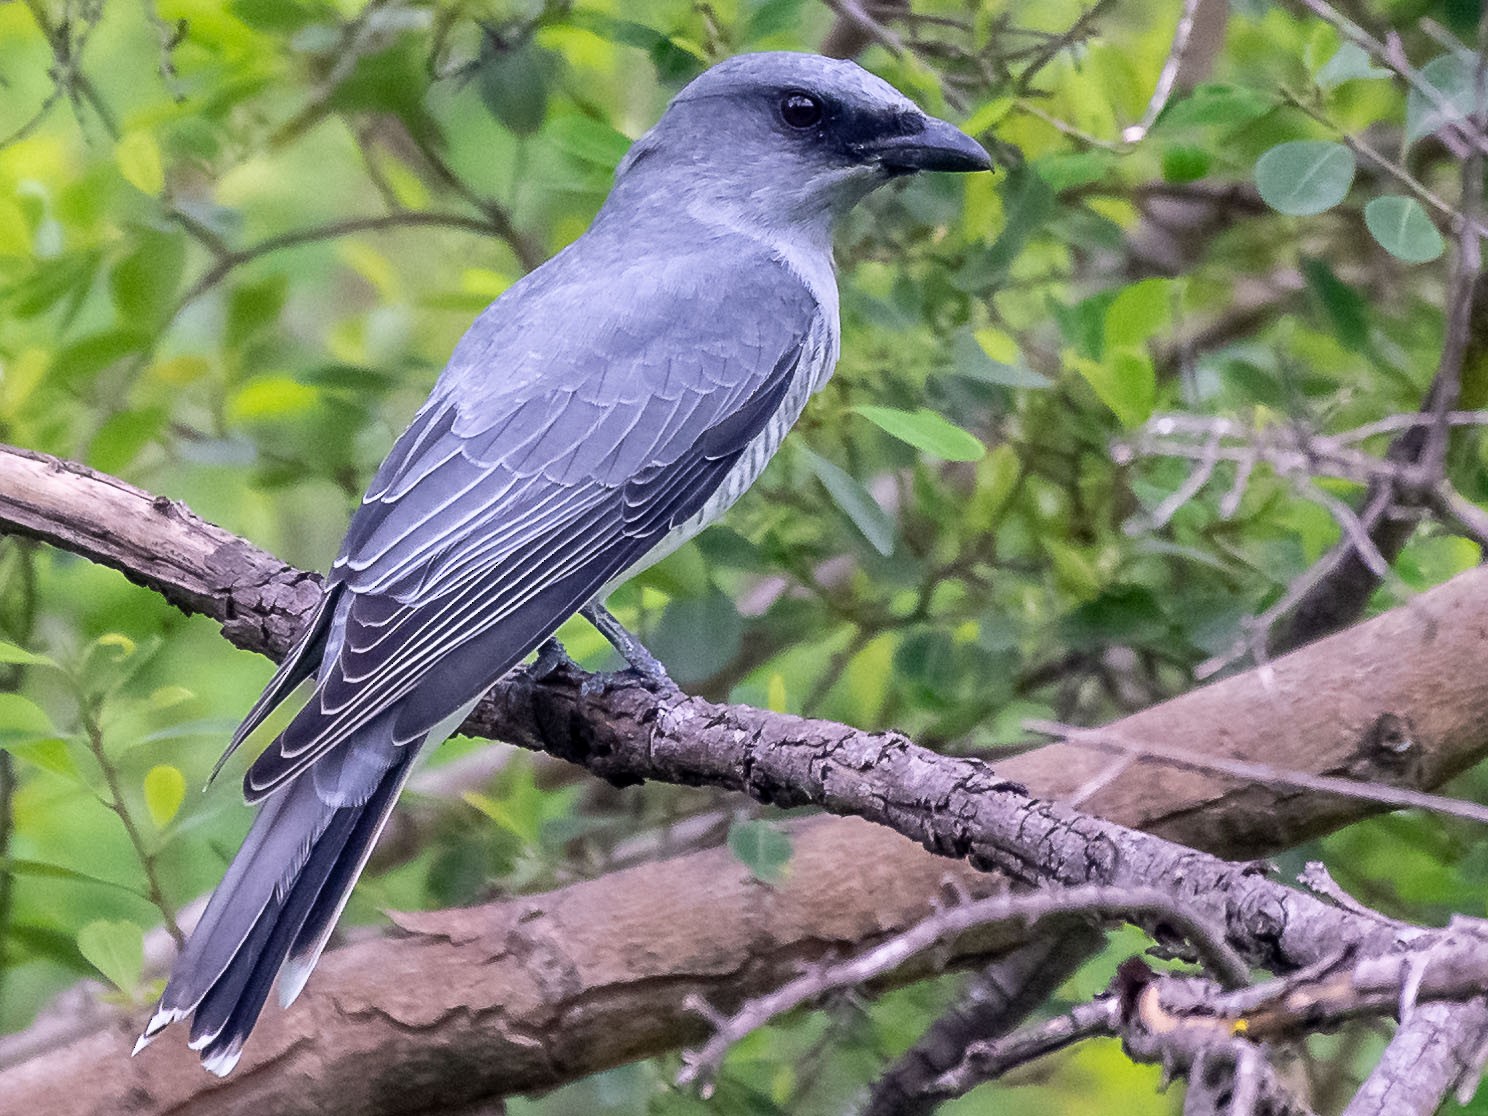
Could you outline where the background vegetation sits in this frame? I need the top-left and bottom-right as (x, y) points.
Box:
(2, 0), (1488, 1111)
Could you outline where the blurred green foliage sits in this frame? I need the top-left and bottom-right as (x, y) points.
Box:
(2, 0), (1488, 1111)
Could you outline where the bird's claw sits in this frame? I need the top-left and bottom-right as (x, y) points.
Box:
(577, 662), (681, 699)
(530, 638), (581, 683)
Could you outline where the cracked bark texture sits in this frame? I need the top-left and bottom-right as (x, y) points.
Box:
(6, 446), (1488, 1112)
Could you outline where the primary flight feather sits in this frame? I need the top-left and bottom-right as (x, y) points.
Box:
(136, 51), (990, 1075)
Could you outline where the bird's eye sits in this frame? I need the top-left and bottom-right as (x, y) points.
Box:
(779, 91), (823, 129)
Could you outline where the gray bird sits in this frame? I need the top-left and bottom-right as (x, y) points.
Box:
(135, 50), (989, 1074)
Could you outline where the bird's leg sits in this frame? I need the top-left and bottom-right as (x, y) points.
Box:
(580, 603), (678, 693)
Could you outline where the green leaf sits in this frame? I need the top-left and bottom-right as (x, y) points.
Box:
(955, 163), (1054, 291)
(89, 407), (167, 473)
(968, 443), (1022, 532)
(0, 641), (58, 668)
(800, 447), (895, 556)
(1160, 83), (1275, 129)
(0, 736), (81, 781)
(1071, 351), (1156, 428)
(76, 919), (144, 994)
(1060, 584), (1169, 648)
(853, 405), (985, 462)
(1364, 196), (1446, 263)
(143, 764), (187, 828)
(1254, 141), (1355, 216)
(1, 857), (144, 895)
(727, 819), (793, 884)
(1301, 257), (1369, 349)
(227, 275), (288, 349)
(115, 132), (164, 195)
(54, 329), (151, 387)
(6, 250), (101, 318)
(1105, 278), (1176, 349)
(650, 590), (744, 685)
(0, 693), (54, 735)
(1314, 42), (1391, 90)
(1161, 144), (1211, 183)
(949, 329), (1051, 388)
(547, 115), (633, 170)
(109, 231), (186, 325)
(1044, 538), (1102, 600)
(477, 40), (555, 137)
(227, 376), (319, 423)
(1035, 151), (1113, 192)
(1406, 53), (1488, 145)
(147, 684), (196, 711)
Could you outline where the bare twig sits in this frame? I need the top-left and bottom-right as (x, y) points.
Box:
(1298, 862), (1406, 927)
(819, 0), (906, 58)
(678, 883), (1248, 1091)
(861, 925), (1105, 1116)
(922, 996), (1122, 1100)
(168, 210), (509, 323)
(1122, 0), (1204, 144)
(1029, 720), (1488, 830)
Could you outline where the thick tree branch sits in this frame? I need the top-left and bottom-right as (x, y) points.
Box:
(6, 446), (1488, 1113)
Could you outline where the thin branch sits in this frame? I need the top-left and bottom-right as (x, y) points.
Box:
(1122, 0), (1203, 144)
(168, 210), (508, 322)
(678, 883), (1246, 1091)
(819, 0), (906, 58)
(861, 924), (1105, 1116)
(1279, 85), (1488, 239)
(1291, 0), (1488, 160)
(1029, 720), (1488, 830)
(922, 997), (1122, 1101)
(76, 696), (183, 946)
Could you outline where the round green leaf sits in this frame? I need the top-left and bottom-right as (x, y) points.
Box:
(143, 764), (187, 828)
(76, 918), (143, 994)
(853, 406), (985, 462)
(1254, 141), (1355, 216)
(1364, 196), (1446, 263)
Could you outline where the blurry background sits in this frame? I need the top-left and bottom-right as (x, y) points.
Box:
(2, 0), (1488, 1111)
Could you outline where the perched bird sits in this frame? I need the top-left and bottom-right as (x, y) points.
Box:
(136, 50), (990, 1074)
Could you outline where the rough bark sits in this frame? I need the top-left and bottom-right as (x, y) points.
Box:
(5, 446), (1488, 1113)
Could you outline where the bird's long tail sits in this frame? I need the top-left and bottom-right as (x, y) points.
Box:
(134, 716), (421, 1076)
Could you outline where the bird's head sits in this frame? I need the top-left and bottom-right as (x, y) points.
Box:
(609, 52), (991, 235)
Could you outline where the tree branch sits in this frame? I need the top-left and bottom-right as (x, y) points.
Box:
(7, 445), (1488, 1112)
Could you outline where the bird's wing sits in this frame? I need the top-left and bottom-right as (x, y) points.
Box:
(235, 246), (825, 800)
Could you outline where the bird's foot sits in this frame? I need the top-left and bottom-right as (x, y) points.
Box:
(576, 663), (677, 699)
(580, 603), (680, 696)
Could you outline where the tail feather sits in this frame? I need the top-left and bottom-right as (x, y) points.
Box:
(192, 771), (396, 1075)
(140, 578), (597, 1073)
(141, 725), (417, 1076)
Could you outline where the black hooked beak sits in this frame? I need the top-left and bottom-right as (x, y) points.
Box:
(867, 114), (992, 175)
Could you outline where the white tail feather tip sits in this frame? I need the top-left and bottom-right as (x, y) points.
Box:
(141, 1006), (182, 1039)
(202, 1044), (243, 1077)
(278, 958), (315, 1010)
